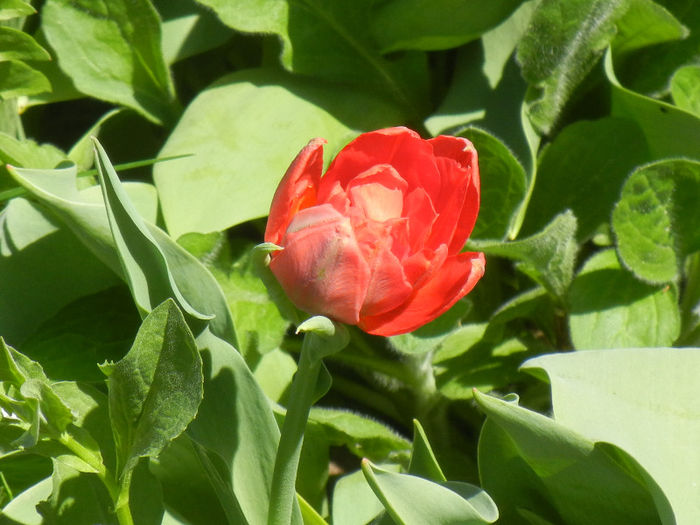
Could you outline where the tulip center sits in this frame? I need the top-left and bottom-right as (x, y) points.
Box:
(347, 164), (407, 223)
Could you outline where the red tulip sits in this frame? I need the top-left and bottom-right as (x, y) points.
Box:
(264, 127), (485, 337)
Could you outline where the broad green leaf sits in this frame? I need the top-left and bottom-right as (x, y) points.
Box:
(568, 249), (680, 349)
(611, 0), (688, 56)
(150, 435), (228, 524)
(0, 0), (35, 20)
(20, 287), (139, 382)
(155, 67), (404, 238)
(613, 159), (700, 283)
(156, 0), (232, 64)
(0, 27), (50, 62)
(605, 50), (700, 159)
(42, 0), (178, 125)
(517, 0), (629, 134)
(0, 60), (50, 98)
(0, 133), (66, 169)
(407, 420), (446, 482)
(362, 460), (498, 525)
(0, 477), (52, 525)
(458, 127), (527, 240)
(102, 299), (202, 476)
(671, 65), (700, 117)
(7, 160), (237, 347)
(188, 328), (287, 525)
(0, 198), (119, 345)
(469, 211), (578, 299)
(610, 0), (700, 96)
(308, 407), (411, 464)
(36, 460), (117, 524)
(475, 390), (666, 525)
(332, 466), (398, 525)
(524, 348), (700, 524)
(252, 348), (297, 403)
(521, 117), (650, 240)
(194, 0), (427, 113)
(370, 0), (522, 52)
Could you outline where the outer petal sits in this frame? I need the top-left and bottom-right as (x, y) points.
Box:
(317, 127), (441, 203)
(264, 138), (326, 245)
(425, 136), (479, 253)
(358, 251), (485, 336)
(270, 204), (370, 325)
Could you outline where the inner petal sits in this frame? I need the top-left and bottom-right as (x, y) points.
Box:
(348, 165), (407, 222)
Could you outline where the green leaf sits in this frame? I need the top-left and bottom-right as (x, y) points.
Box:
(67, 108), (125, 172)
(0, 0), (35, 20)
(0, 197), (117, 346)
(150, 435), (228, 524)
(156, 0), (232, 64)
(93, 138), (212, 327)
(179, 234), (290, 358)
(605, 50), (700, 159)
(369, 0), (522, 52)
(458, 127), (527, 240)
(332, 466), (396, 525)
(0, 27), (50, 62)
(612, 159), (700, 283)
(19, 287), (139, 382)
(0, 132), (66, 168)
(362, 459), (499, 525)
(671, 65), (700, 117)
(407, 420), (446, 482)
(1, 477), (52, 525)
(36, 460), (117, 524)
(42, 0), (178, 125)
(521, 117), (650, 240)
(7, 158), (237, 347)
(469, 211), (578, 299)
(475, 390), (666, 525)
(308, 407), (411, 464)
(523, 348), (700, 524)
(517, 0), (629, 134)
(0, 61), (50, 99)
(568, 249), (680, 349)
(611, 0), (688, 56)
(194, 0), (427, 113)
(154, 67), (404, 238)
(188, 328), (286, 525)
(103, 299), (202, 476)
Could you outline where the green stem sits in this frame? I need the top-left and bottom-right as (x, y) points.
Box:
(58, 433), (134, 525)
(267, 334), (322, 525)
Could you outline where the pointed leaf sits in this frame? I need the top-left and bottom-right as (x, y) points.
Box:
(104, 300), (202, 476)
(362, 460), (498, 525)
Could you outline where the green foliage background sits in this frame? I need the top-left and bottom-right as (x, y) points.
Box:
(1, 0), (700, 523)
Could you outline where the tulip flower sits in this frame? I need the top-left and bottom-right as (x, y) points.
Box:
(265, 127), (485, 336)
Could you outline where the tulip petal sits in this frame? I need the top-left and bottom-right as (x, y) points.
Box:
(358, 251), (485, 336)
(318, 127), (441, 203)
(428, 136), (480, 252)
(360, 235), (413, 318)
(348, 164), (407, 222)
(264, 138), (326, 245)
(270, 204), (370, 325)
(403, 187), (437, 252)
